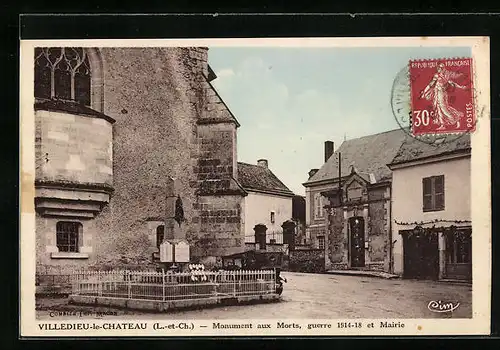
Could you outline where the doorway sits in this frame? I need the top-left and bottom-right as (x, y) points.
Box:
(349, 216), (365, 268)
(403, 230), (439, 280)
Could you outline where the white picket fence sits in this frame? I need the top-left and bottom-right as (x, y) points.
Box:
(71, 269), (277, 302)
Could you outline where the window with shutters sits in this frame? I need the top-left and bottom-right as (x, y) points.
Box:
(314, 192), (325, 220)
(422, 175), (445, 212)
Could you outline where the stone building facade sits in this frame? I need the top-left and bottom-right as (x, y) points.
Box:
(34, 47), (246, 273)
(303, 130), (409, 272)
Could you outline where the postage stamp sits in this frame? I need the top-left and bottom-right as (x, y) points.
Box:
(409, 58), (475, 136)
(19, 36), (491, 338)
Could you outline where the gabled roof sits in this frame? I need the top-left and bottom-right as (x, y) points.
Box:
(304, 128), (409, 186)
(199, 78), (241, 128)
(389, 133), (471, 166)
(207, 65), (217, 82)
(237, 162), (294, 197)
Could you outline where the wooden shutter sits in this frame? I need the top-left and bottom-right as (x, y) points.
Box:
(434, 175), (445, 210)
(422, 177), (432, 211)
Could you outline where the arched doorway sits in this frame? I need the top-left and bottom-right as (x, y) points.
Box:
(349, 216), (365, 268)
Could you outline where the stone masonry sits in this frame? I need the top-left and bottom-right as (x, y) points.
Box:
(35, 47), (246, 272)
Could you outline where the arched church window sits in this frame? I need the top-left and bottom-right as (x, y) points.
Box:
(34, 47), (91, 106)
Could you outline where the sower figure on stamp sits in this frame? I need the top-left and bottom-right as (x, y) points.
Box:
(419, 63), (469, 130)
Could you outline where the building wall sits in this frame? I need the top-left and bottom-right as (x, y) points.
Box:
(36, 214), (96, 272)
(35, 110), (113, 186)
(325, 182), (391, 272)
(391, 156), (471, 275)
(367, 186), (391, 271)
(304, 183), (332, 245)
(35, 47), (245, 271)
(243, 191), (292, 244)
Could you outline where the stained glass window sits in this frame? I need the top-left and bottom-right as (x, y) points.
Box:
(34, 47), (91, 106)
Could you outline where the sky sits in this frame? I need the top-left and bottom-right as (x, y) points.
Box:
(208, 46), (471, 195)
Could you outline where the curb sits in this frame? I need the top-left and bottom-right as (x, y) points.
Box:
(325, 271), (400, 279)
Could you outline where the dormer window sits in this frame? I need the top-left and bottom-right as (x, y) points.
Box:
(35, 47), (91, 106)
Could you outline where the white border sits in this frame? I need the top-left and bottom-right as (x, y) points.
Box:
(20, 37), (491, 337)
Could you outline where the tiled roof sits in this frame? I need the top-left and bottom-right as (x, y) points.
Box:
(304, 128), (409, 186)
(390, 133), (471, 165)
(237, 162), (294, 196)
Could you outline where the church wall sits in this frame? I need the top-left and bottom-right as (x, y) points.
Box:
(35, 47), (245, 272)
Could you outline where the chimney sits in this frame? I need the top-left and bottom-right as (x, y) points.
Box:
(308, 168), (319, 179)
(325, 141), (334, 163)
(257, 159), (268, 168)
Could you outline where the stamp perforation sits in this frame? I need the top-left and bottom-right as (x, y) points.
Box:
(408, 57), (475, 138)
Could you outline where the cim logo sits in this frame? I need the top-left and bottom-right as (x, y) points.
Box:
(427, 300), (460, 313)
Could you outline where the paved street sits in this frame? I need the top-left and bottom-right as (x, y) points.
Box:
(37, 272), (472, 320)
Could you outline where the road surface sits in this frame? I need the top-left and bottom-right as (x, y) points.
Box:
(37, 272), (472, 320)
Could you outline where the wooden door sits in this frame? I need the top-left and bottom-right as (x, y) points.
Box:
(349, 217), (365, 268)
(403, 231), (439, 280)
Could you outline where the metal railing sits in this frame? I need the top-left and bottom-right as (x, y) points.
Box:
(71, 269), (277, 302)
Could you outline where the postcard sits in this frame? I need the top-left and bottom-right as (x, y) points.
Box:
(20, 37), (491, 337)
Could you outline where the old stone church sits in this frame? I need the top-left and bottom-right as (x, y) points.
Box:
(34, 47), (246, 272)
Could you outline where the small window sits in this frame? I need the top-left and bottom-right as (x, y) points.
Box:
(270, 239), (276, 244)
(270, 211), (276, 224)
(156, 225), (165, 249)
(318, 236), (325, 250)
(56, 221), (82, 253)
(423, 175), (445, 212)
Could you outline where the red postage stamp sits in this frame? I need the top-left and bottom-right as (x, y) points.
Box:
(409, 58), (475, 136)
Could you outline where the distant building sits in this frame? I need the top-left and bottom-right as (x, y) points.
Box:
(302, 130), (408, 272)
(388, 134), (472, 282)
(238, 160), (294, 247)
